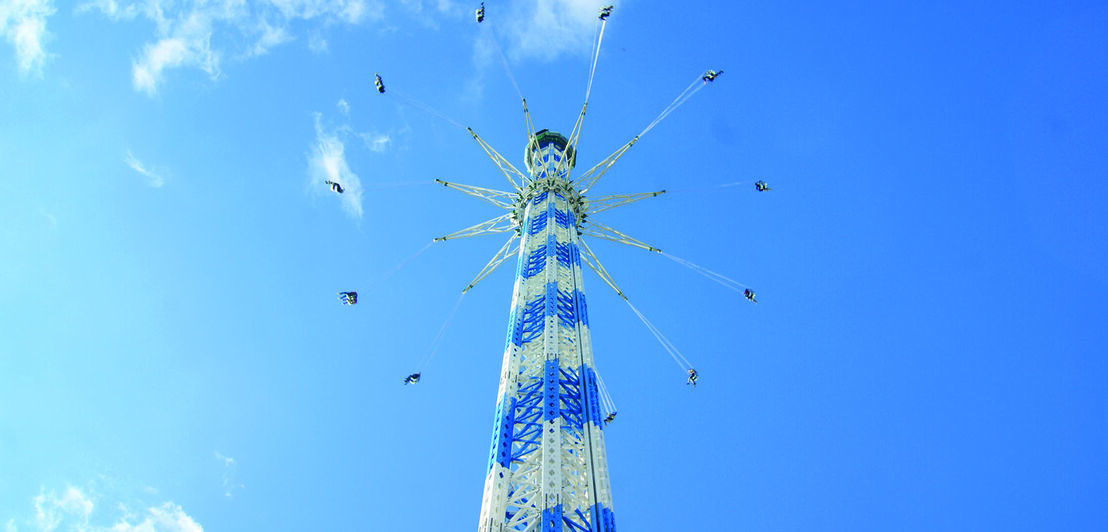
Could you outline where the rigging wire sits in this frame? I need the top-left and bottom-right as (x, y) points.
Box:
(596, 371), (616, 416)
(486, 23), (524, 101)
(659, 251), (751, 293)
(416, 291), (467, 371)
(623, 297), (694, 372)
(665, 180), (758, 193)
(363, 241), (434, 295)
(637, 74), (707, 138)
(391, 90), (466, 130)
(361, 181), (436, 190)
(584, 18), (607, 103)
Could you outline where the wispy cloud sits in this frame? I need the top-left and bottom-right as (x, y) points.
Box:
(82, 0), (383, 95)
(359, 132), (390, 153)
(336, 98), (350, 116)
(124, 150), (165, 188)
(111, 502), (202, 532)
(214, 451), (243, 499)
(309, 113), (364, 218)
(38, 207), (58, 230)
(499, 0), (600, 62)
(22, 484), (203, 532)
(33, 486), (93, 532)
(0, 0), (56, 76)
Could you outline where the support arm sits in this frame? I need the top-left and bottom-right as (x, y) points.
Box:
(463, 234), (521, 293)
(468, 127), (527, 191)
(578, 239), (627, 300)
(586, 190), (666, 215)
(434, 213), (515, 242)
(580, 220), (662, 253)
(435, 179), (515, 210)
(573, 136), (639, 194)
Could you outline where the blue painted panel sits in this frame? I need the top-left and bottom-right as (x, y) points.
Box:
(566, 509), (592, 532)
(554, 209), (571, 228)
(487, 394), (517, 472)
(578, 365), (604, 430)
(530, 212), (549, 235)
(545, 282), (558, 319)
(524, 244), (547, 279)
(542, 505), (564, 532)
(511, 378), (545, 464)
(555, 242), (576, 268)
(589, 504), (616, 532)
(543, 359), (560, 422)
(518, 296), (546, 345)
(557, 289), (576, 329)
(574, 290), (589, 328)
(533, 191), (548, 205)
(558, 366), (585, 431)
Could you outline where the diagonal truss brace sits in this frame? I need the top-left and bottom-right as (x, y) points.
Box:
(573, 135), (639, 194)
(468, 127), (527, 192)
(435, 179), (515, 210)
(562, 102), (588, 181)
(522, 99), (538, 149)
(463, 234), (521, 293)
(587, 190), (666, 215)
(578, 239), (626, 300)
(434, 213), (515, 242)
(580, 219), (662, 253)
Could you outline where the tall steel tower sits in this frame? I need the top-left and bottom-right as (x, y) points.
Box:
(432, 101), (674, 530)
(476, 128), (613, 532)
(413, 10), (723, 531)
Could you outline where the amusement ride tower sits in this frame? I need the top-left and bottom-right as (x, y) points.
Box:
(395, 7), (727, 531)
(433, 99), (682, 529)
(474, 128), (614, 531)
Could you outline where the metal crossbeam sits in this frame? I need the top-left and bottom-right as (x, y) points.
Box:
(580, 219), (661, 253)
(434, 179), (515, 210)
(564, 102), (588, 181)
(468, 127), (528, 191)
(463, 234), (520, 293)
(522, 98), (538, 147)
(578, 239), (626, 300)
(433, 213), (514, 242)
(587, 190), (666, 215)
(572, 135), (639, 194)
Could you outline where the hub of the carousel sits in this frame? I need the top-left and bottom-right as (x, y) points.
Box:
(510, 129), (589, 233)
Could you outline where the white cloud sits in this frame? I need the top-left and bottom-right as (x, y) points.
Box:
(20, 483), (203, 532)
(83, 0), (384, 95)
(0, 0), (55, 76)
(213, 451), (243, 499)
(110, 502), (202, 532)
(310, 113), (364, 218)
(76, 0), (139, 20)
(359, 132), (390, 153)
(499, 0), (600, 62)
(33, 486), (93, 532)
(336, 98), (350, 116)
(124, 150), (166, 187)
(246, 18), (291, 58)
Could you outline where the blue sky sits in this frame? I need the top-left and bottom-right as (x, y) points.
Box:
(2, 0), (1107, 530)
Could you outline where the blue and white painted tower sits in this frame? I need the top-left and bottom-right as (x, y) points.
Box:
(476, 129), (615, 531)
(424, 24), (720, 528)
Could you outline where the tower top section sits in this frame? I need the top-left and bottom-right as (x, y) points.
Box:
(525, 129), (577, 178)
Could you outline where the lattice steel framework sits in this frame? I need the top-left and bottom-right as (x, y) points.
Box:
(433, 102), (672, 529)
(475, 129), (615, 532)
(428, 56), (718, 529)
